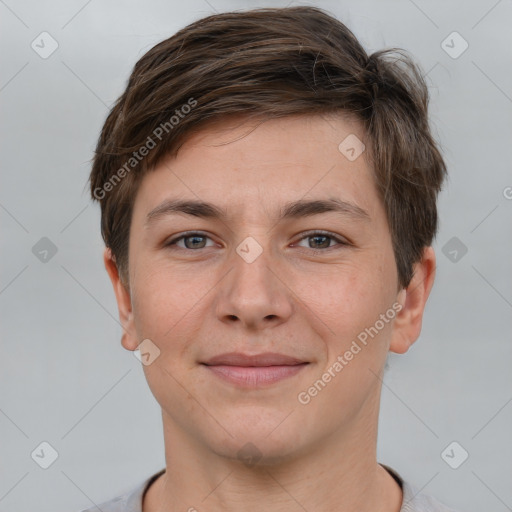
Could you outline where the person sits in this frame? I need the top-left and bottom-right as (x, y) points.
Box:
(83, 6), (461, 512)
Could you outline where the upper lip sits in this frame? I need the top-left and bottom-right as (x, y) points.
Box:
(202, 352), (307, 367)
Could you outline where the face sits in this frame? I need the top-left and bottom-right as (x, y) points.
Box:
(106, 113), (434, 464)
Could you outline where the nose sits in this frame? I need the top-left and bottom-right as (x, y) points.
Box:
(214, 242), (294, 331)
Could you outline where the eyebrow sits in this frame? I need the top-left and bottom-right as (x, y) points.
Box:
(145, 197), (370, 226)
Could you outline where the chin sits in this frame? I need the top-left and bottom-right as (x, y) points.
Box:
(200, 406), (311, 466)
(210, 432), (305, 468)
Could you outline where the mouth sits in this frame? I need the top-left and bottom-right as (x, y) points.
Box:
(201, 352), (309, 387)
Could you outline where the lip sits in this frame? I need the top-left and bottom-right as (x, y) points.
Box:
(201, 352), (309, 387)
(203, 352), (307, 366)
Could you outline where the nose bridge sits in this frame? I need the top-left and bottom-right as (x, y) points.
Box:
(215, 236), (293, 328)
(234, 238), (274, 292)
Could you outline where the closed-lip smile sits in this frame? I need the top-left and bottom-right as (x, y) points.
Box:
(201, 352), (309, 387)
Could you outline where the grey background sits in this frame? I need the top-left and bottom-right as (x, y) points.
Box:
(1, 0), (511, 511)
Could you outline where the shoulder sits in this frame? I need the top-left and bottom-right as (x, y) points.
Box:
(382, 464), (463, 512)
(76, 468), (165, 512)
(401, 479), (462, 512)
(79, 492), (130, 512)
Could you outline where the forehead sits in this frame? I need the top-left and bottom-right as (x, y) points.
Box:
(133, 113), (382, 223)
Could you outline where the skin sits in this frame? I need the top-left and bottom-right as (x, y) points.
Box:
(104, 113), (436, 512)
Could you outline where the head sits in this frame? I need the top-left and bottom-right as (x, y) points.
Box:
(90, 7), (446, 464)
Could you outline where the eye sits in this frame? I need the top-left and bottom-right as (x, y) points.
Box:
(165, 230), (349, 252)
(293, 230), (349, 250)
(166, 232), (216, 250)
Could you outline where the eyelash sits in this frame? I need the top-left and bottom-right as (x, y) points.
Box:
(165, 230), (350, 252)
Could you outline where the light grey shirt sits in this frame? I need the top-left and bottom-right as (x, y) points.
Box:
(79, 465), (461, 511)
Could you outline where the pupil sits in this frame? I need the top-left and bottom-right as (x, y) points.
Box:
(185, 236), (205, 249)
(311, 235), (329, 249)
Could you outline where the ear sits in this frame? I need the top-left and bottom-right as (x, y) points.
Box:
(103, 247), (138, 351)
(389, 246), (436, 354)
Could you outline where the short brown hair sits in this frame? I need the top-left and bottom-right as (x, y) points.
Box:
(89, 6), (447, 289)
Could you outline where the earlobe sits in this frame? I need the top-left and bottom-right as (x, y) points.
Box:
(103, 248), (138, 351)
(389, 246), (436, 355)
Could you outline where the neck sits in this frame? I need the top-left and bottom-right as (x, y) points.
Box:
(144, 400), (402, 512)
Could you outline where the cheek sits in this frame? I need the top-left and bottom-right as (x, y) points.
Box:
(130, 260), (214, 348)
(297, 251), (396, 358)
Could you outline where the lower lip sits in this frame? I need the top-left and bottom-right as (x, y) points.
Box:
(203, 364), (308, 387)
